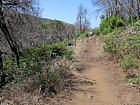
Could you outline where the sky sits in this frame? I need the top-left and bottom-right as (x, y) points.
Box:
(39, 0), (101, 28)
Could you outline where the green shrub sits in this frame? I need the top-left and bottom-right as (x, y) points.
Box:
(116, 19), (124, 27)
(100, 16), (140, 83)
(63, 39), (74, 46)
(102, 28), (140, 59)
(93, 28), (100, 36)
(50, 43), (72, 58)
(3, 40), (73, 92)
(135, 20), (140, 26)
(32, 64), (70, 93)
(120, 54), (139, 72)
(76, 31), (88, 39)
(127, 16), (139, 24)
(124, 78), (139, 85)
(100, 16), (124, 33)
(4, 58), (45, 85)
(112, 27), (124, 34)
(133, 20), (140, 31)
(125, 34), (140, 58)
(102, 33), (117, 56)
(102, 30), (140, 78)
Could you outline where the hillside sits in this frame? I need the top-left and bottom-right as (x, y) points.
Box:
(1, 18), (140, 105)
(38, 18), (53, 25)
(0, 14), (78, 55)
(1, 1), (140, 105)
(1, 30), (140, 105)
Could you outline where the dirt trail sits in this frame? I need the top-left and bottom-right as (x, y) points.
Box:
(62, 37), (140, 105)
(64, 38), (121, 105)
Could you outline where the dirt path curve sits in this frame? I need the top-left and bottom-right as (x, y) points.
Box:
(64, 38), (121, 105)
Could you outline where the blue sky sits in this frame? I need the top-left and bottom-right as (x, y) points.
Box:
(39, 0), (101, 28)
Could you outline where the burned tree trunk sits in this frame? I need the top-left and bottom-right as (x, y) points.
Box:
(0, 1), (19, 65)
(0, 51), (5, 88)
(0, 16), (20, 65)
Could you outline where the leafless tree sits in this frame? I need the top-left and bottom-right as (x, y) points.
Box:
(93, 0), (140, 22)
(76, 5), (91, 33)
(76, 5), (84, 33)
(0, 0), (39, 87)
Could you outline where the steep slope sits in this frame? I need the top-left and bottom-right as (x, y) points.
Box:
(0, 13), (77, 54)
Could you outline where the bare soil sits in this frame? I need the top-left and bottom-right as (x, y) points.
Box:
(63, 38), (140, 105)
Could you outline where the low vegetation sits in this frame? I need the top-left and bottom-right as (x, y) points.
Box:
(75, 64), (86, 71)
(76, 31), (89, 39)
(100, 16), (124, 34)
(2, 41), (74, 94)
(99, 16), (140, 85)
